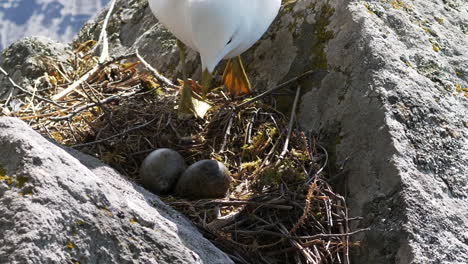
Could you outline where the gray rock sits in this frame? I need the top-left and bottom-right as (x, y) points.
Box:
(175, 160), (231, 199)
(139, 148), (187, 194)
(0, 117), (233, 264)
(76, 0), (468, 262)
(0, 36), (72, 101)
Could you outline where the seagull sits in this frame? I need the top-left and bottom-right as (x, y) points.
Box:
(148, 0), (281, 118)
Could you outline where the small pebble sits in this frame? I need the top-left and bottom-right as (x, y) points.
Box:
(140, 148), (187, 194)
(175, 160), (231, 199)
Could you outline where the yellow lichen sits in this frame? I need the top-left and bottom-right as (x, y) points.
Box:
(129, 218), (137, 224)
(429, 39), (441, 52)
(18, 189), (33, 196)
(99, 207), (113, 216)
(66, 242), (74, 249)
(0, 175), (12, 185)
(435, 17), (444, 24)
(363, 3), (375, 15)
(75, 220), (86, 226)
(390, 0), (411, 10)
(0, 166), (6, 177)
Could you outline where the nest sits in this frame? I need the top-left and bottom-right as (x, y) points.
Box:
(0, 41), (366, 263)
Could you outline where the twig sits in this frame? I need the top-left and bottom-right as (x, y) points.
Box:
(97, 0), (117, 63)
(135, 49), (178, 88)
(0, 66), (63, 107)
(51, 90), (138, 121)
(280, 85), (301, 159)
(278, 223), (317, 263)
(236, 70), (327, 109)
(220, 112), (234, 152)
(52, 53), (136, 100)
(71, 118), (156, 148)
(52, 0), (122, 101)
(295, 228), (370, 240)
(171, 200), (293, 210)
(307, 143), (328, 184)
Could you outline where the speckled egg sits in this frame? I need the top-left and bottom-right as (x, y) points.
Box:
(140, 148), (187, 194)
(175, 160), (231, 199)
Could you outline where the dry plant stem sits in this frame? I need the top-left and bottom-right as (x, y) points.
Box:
(171, 200), (293, 210)
(278, 223), (317, 263)
(220, 112), (234, 152)
(87, 0), (116, 61)
(71, 118), (157, 148)
(51, 89), (139, 121)
(307, 143), (328, 184)
(295, 228), (370, 240)
(338, 199), (350, 264)
(280, 85), (301, 159)
(52, 53), (136, 100)
(135, 49), (178, 88)
(0, 66), (63, 107)
(97, 0), (117, 63)
(52, 0), (121, 101)
(236, 69), (324, 109)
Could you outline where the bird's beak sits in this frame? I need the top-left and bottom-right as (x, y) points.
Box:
(201, 69), (212, 99)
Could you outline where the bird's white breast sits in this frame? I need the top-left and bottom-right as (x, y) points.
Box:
(149, 0), (281, 73)
(148, 0), (197, 50)
(224, 0), (282, 59)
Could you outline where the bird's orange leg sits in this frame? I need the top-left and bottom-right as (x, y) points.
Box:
(222, 56), (252, 97)
(177, 40), (195, 119)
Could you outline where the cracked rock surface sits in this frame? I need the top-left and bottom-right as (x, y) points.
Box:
(0, 117), (233, 264)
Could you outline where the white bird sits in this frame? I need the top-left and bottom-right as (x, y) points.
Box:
(149, 0), (281, 118)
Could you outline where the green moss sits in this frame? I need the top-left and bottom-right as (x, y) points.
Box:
(0, 166), (6, 177)
(241, 123), (277, 160)
(274, 3), (335, 114)
(18, 189), (34, 196)
(15, 176), (28, 188)
(259, 159), (307, 186)
(311, 4), (335, 70)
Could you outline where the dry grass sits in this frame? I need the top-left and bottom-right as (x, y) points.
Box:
(0, 41), (366, 264)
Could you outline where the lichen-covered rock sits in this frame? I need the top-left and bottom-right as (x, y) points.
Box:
(139, 148), (187, 194)
(0, 117), (233, 264)
(0, 36), (72, 101)
(175, 160), (231, 199)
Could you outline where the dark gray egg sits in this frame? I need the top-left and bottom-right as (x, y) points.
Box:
(175, 160), (231, 199)
(140, 148), (187, 194)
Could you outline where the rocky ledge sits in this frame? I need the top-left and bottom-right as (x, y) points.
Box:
(0, 117), (233, 264)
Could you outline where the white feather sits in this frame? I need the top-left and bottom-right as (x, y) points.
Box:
(149, 0), (281, 73)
